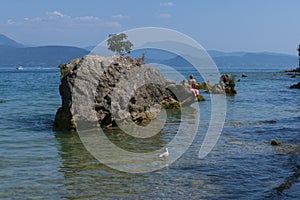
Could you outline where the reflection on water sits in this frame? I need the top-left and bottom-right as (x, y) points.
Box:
(55, 107), (218, 199)
(74, 104), (201, 173)
(55, 131), (220, 199)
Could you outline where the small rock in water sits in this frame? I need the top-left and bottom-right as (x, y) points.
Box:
(290, 81), (300, 89)
(197, 94), (205, 101)
(208, 74), (237, 95)
(271, 140), (282, 146)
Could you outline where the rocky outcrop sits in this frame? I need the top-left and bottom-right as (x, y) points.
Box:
(271, 140), (282, 146)
(207, 74), (237, 95)
(284, 67), (300, 73)
(195, 82), (209, 90)
(53, 55), (197, 132)
(290, 81), (300, 89)
(284, 67), (300, 78)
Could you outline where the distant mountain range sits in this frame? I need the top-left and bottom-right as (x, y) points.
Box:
(0, 33), (298, 69)
(208, 50), (298, 69)
(0, 45), (89, 68)
(0, 33), (24, 48)
(129, 49), (298, 70)
(0, 33), (89, 67)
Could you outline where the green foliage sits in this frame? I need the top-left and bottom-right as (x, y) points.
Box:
(107, 33), (133, 55)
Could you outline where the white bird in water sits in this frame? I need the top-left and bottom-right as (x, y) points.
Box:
(159, 148), (169, 158)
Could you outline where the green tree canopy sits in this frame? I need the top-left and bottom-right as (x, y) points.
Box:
(107, 33), (133, 56)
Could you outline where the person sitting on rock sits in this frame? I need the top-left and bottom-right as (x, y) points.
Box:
(189, 74), (199, 96)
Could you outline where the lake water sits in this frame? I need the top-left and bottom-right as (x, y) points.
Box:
(0, 66), (299, 199)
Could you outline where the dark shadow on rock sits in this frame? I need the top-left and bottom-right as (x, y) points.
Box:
(290, 81), (300, 89)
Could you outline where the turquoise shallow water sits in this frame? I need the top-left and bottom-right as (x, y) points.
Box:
(0, 67), (299, 199)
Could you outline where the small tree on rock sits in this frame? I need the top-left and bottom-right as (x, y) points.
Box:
(107, 33), (133, 55)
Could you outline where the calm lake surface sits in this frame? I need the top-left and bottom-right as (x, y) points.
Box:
(0, 66), (299, 199)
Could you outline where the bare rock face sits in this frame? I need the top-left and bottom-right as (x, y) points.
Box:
(208, 74), (237, 95)
(53, 55), (196, 132)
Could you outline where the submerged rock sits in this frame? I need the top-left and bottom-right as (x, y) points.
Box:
(197, 94), (205, 101)
(284, 67), (300, 73)
(271, 140), (282, 146)
(53, 55), (197, 132)
(290, 81), (300, 89)
(291, 74), (297, 78)
(242, 73), (247, 77)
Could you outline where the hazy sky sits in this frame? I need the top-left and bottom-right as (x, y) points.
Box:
(0, 0), (299, 54)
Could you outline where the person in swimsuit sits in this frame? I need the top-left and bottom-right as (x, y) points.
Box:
(189, 74), (199, 96)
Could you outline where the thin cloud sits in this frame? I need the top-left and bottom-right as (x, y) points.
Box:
(112, 14), (129, 20)
(159, 13), (171, 19)
(160, 2), (174, 6)
(75, 16), (101, 21)
(6, 11), (121, 28)
(6, 19), (15, 25)
(104, 21), (122, 28)
(46, 11), (66, 18)
(20, 10), (70, 23)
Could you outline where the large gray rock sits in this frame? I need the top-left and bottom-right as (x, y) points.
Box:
(53, 55), (196, 132)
